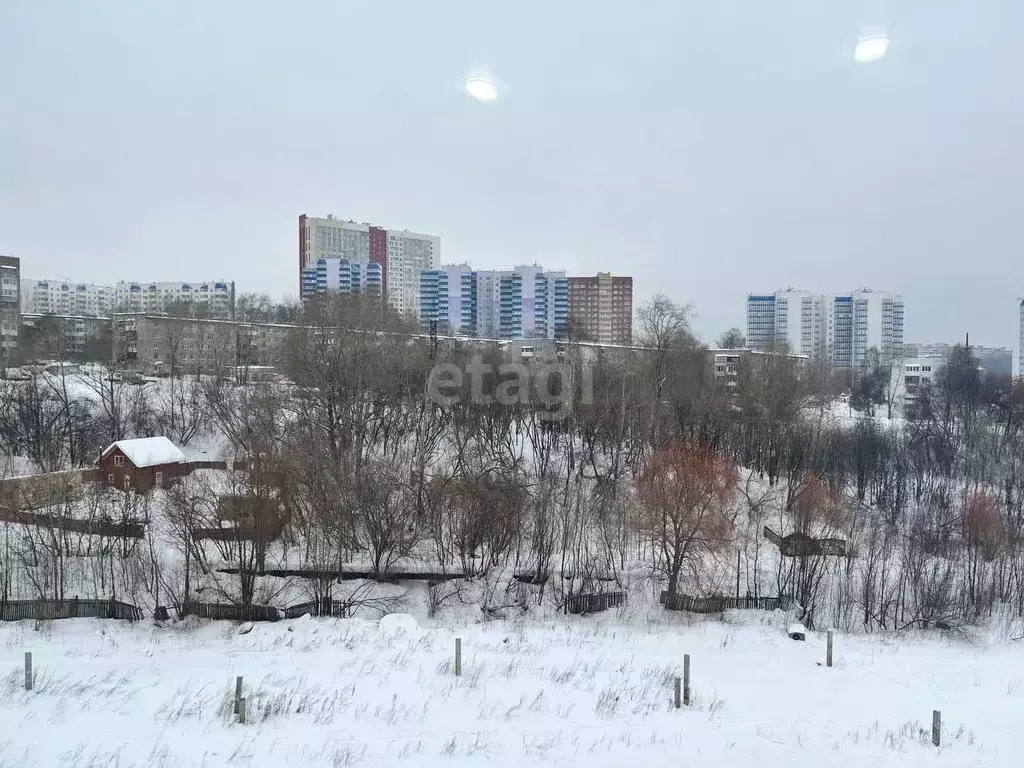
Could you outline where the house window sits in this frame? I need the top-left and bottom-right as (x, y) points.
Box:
(107, 474), (114, 484)
(155, 471), (163, 488)
(114, 455), (124, 467)
(124, 475), (131, 490)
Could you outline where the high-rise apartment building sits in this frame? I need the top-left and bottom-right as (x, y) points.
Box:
(839, 289), (905, 367)
(495, 266), (568, 340)
(418, 265), (568, 340)
(475, 271), (502, 339)
(419, 265), (477, 335)
(301, 258), (382, 300)
(567, 273), (633, 345)
(298, 215), (439, 318)
(0, 256), (20, 364)
(21, 279), (114, 317)
(746, 288), (904, 367)
(114, 281), (235, 318)
(1018, 301), (1024, 377)
(745, 289), (828, 358)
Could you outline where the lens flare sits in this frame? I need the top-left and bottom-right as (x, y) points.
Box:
(854, 33), (889, 63)
(465, 77), (499, 101)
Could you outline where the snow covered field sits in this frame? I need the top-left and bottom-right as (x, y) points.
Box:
(0, 610), (1017, 767)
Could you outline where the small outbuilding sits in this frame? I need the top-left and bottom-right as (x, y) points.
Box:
(98, 437), (188, 493)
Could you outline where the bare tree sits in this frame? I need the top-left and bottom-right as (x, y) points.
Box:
(637, 441), (738, 597)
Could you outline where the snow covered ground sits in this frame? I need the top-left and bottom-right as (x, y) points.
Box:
(0, 609), (1017, 767)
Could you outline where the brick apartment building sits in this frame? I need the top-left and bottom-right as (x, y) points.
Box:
(113, 313), (294, 375)
(567, 273), (633, 345)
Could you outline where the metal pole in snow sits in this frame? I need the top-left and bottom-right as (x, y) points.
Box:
(683, 654), (691, 705)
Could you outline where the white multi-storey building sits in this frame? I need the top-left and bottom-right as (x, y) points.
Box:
(114, 281), (235, 318)
(1018, 300), (1024, 377)
(475, 271), (502, 339)
(895, 356), (946, 407)
(301, 258), (383, 299)
(419, 264), (478, 335)
(745, 289), (828, 357)
(386, 230), (441, 319)
(298, 215), (439, 319)
(0, 256), (20, 362)
(747, 288), (904, 367)
(21, 279), (114, 317)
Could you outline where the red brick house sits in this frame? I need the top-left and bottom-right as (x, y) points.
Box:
(99, 437), (188, 493)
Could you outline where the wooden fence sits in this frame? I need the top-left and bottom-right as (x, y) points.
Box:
(0, 507), (145, 539)
(0, 598), (143, 622)
(0, 468), (97, 511)
(660, 592), (792, 613)
(566, 591), (626, 615)
(179, 601), (282, 622)
(282, 600), (350, 619)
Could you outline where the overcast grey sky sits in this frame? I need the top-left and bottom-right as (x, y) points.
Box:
(2, 1), (1022, 347)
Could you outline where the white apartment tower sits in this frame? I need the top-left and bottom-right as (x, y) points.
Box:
(114, 281), (235, 318)
(298, 214), (440, 319)
(386, 230), (441, 318)
(745, 289), (827, 358)
(1018, 300), (1024, 377)
(21, 279), (114, 317)
(747, 288), (904, 367)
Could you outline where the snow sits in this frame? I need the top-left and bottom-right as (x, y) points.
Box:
(100, 436), (187, 468)
(378, 612), (420, 637)
(0, 612), (1017, 766)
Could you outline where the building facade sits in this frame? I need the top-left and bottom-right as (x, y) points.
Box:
(298, 215), (439, 318)
(494, 266), (568, 340)
(20, 313), (110, 360)
(0, 256), (19, 365)
(1019, 301), (1024, 377)
(301, 257), (382, 299)
(114, 281), (235, 318)
(475, 271), (502, 339)
(99, 437), (188, 493)
(21, 279), (114, 317)
(419, 264), (477, 335)
(566, 273), (633, 345)
(746, 288), (904, 368)
(703, 347), (808, 395)
(896, 356), (946, 408)
(838, 289), (905, 368)
(114, 314), (293, 375)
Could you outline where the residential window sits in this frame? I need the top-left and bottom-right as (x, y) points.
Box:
(124, 475), (131, 490)
(107, 474), (114, 484)
(155, 471), (163, 488)
(114, 455), (124, 467)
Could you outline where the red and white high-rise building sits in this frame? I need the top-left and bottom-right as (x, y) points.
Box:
(298, 214), (439, 318)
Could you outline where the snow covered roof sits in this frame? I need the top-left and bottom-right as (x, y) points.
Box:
(101, 437), (186, 468)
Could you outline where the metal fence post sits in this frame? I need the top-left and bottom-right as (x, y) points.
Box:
(683, 654), (691, 705)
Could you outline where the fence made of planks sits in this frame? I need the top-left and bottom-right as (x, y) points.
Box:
(0, 507), (144, 539)
(660, 592), (792, 613)
(566, 591), (626, 615)
(0, 597), (143, 622)
(179, 601), (282, 622)
(281, 600), (350, 619)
